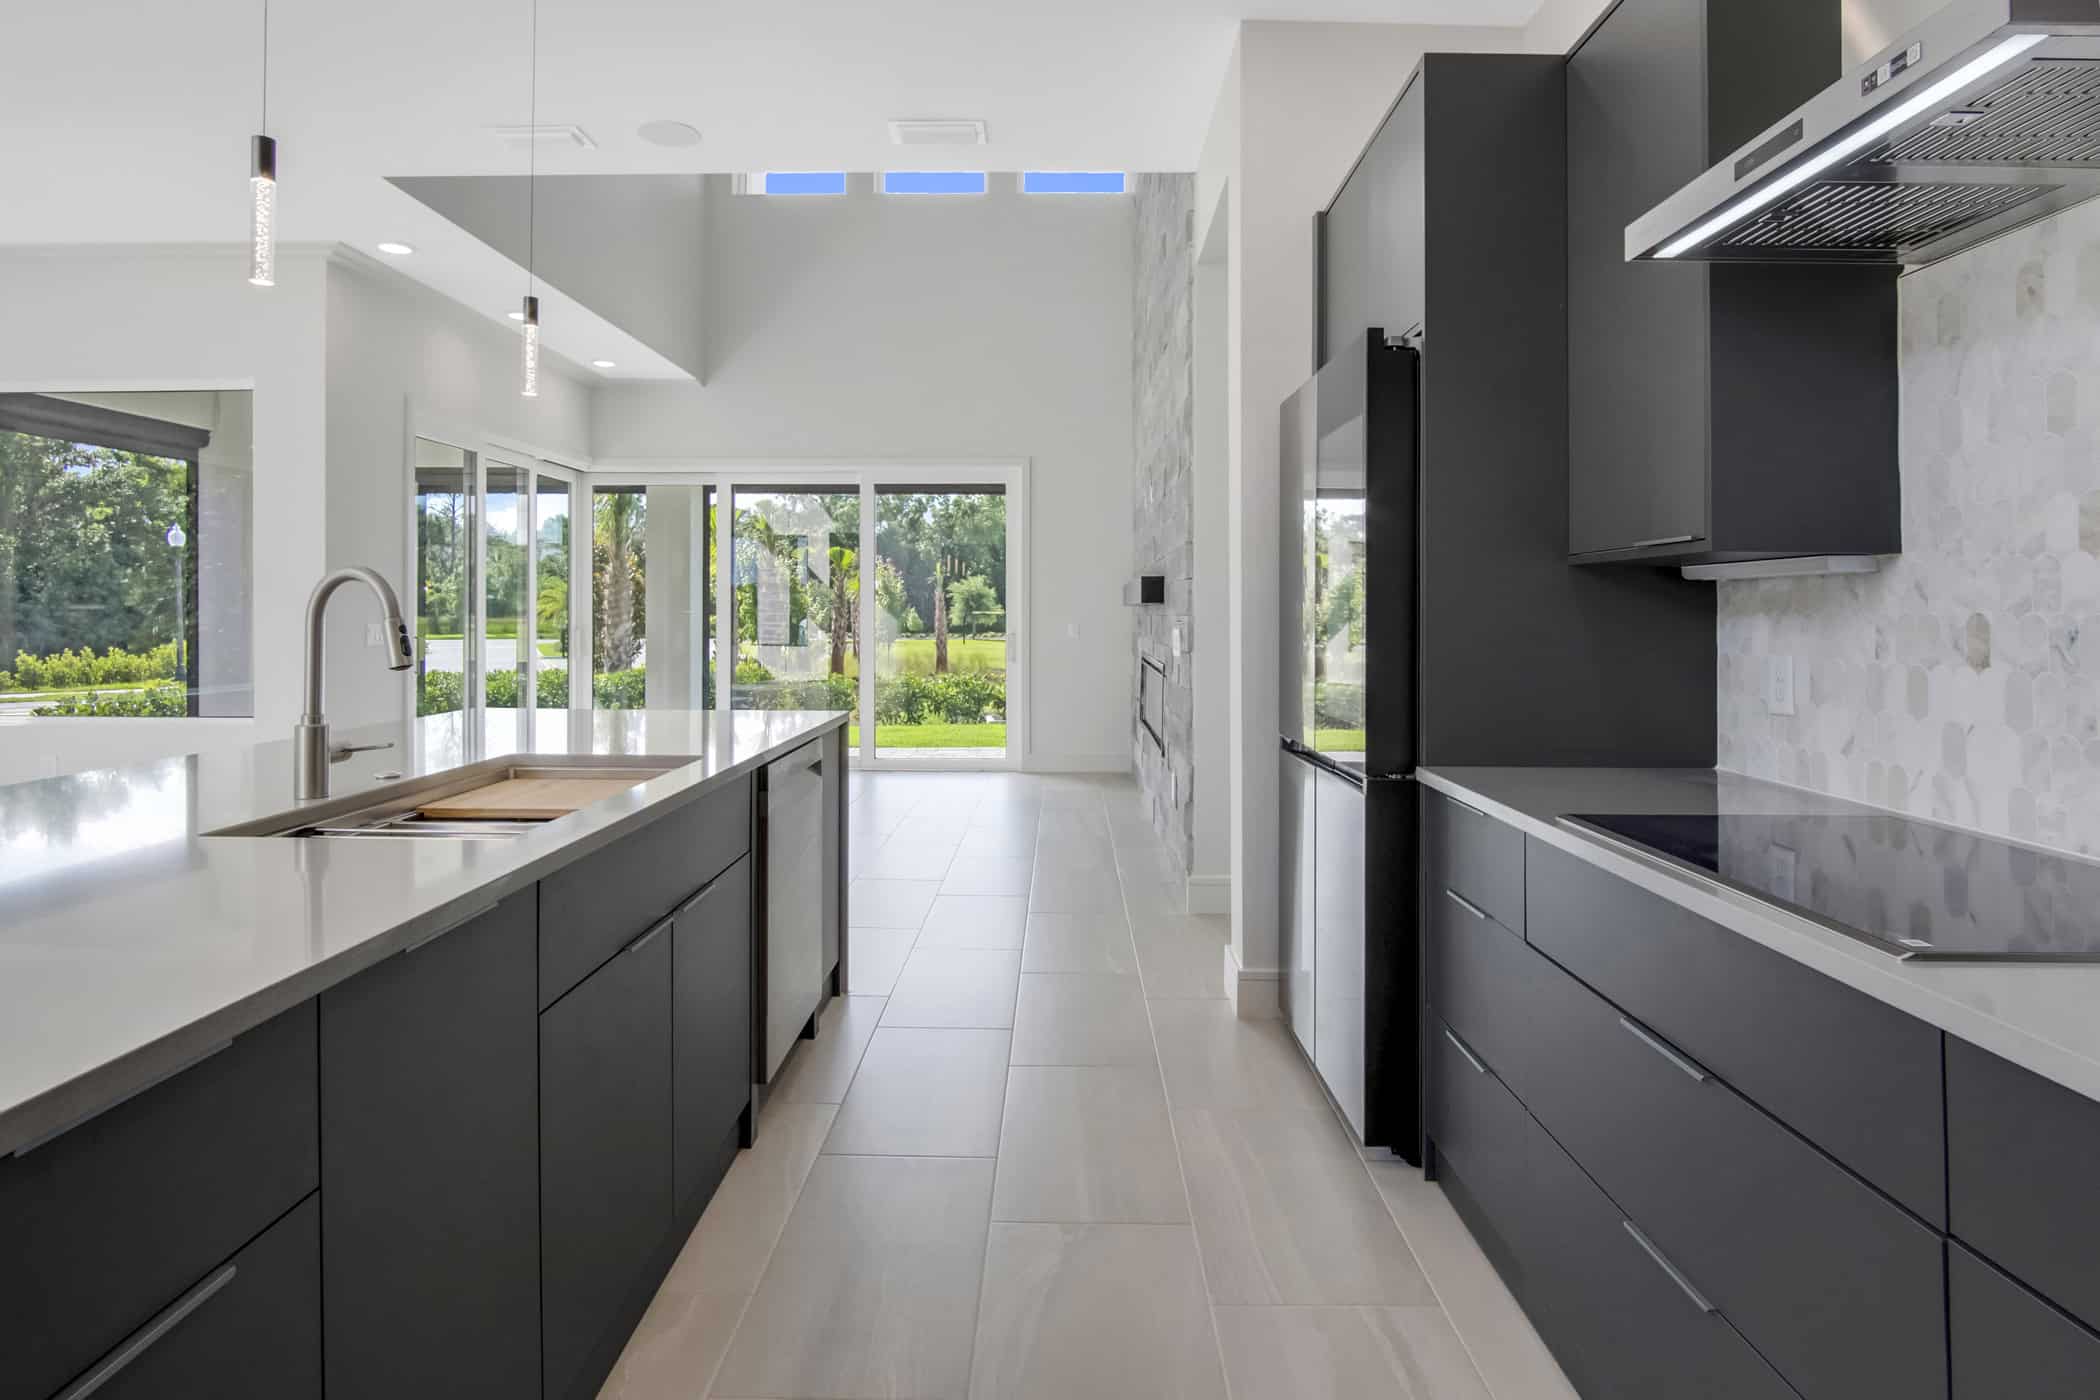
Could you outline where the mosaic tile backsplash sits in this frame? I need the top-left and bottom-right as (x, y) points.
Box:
(1718, 201), (2100, 856)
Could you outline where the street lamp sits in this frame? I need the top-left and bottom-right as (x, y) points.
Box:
(166, 523), (187, 691)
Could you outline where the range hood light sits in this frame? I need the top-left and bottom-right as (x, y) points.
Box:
(1657, 30), (2049, 258)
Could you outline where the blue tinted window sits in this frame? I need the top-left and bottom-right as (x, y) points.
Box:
(765, 171), (847, 196)
(883, 171), (987, 196)
(1022, 171), (1126, 194)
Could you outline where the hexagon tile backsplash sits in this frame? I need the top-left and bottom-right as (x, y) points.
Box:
(1718, 199), (2100, 858)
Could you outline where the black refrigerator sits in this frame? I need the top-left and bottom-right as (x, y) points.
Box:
(1279, 330), (1418, 1153)
(1278, 53), (1718, 1163)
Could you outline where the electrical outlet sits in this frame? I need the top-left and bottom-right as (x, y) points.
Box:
(1766, 655), (1796, 716)
(365, 622), (384, 647)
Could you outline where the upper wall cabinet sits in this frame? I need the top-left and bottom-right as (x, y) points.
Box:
(1567, 0), (1901, 566)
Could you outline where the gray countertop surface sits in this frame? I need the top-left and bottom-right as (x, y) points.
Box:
(0, 707), (846, 1156)
(1419, 765), (2100, 1106)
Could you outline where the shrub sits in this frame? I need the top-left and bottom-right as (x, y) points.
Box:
(32, 682), (187, 717)
(872, 672), (1005, 724)
(4, 643), (181, 694)
(593, 668), (648, 709)
(1314, 680), (1365, 730)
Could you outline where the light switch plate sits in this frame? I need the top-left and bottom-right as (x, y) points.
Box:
(1766, 655), (1796, 716)
(365, 622), (384, 647)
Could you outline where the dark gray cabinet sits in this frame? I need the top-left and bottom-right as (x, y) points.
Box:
(0, 1001), (317, 1400)
(1946, 1034), (2100, 1334)
(675, 855), (754, 1226)
(1567, 0), (1898, 565)
(86, 1193), (322, 1400)
(541, 919), (675, 1400)
(1430, 1023), (1798, 1400)
(319, 891), (540, 1399)
(1423, 793), (1524, 936)
(1949, 1243), (2100, 1400)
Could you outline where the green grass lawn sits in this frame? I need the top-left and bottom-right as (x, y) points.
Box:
(847, 722), (1007, 750)
(832, 637), (1005, 678)
(1315, 729), (1366, 752)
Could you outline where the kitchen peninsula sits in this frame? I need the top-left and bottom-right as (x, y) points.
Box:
(0, 706), (848, 1400)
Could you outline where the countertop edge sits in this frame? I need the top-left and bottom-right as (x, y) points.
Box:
(0, 713), (846, 1158)
(1418, 766), (2100, 1107)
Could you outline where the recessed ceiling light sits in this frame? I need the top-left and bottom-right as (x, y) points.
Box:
(637, 120), (702, 149)
(591, 359), (617, 369)
(376, 241), (415, 256)
(507, 309), (525, 321)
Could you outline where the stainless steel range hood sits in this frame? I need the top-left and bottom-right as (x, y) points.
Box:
(1627, 0), (2100, 267)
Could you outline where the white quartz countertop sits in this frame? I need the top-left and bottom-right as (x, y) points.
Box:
(0, 707), (846, 1156)
(1419, 766), (2100, 1106)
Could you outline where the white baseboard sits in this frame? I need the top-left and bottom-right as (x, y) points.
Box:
(1222, 943), (1281, 1020)
(1184, 874), (1231, 915)
(1025, 752), (1134, 774)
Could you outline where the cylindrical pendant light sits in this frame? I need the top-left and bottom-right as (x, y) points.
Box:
(520, 0), (540, 396)
(521, 295), (541, 398)
(249, 0), (275, 287)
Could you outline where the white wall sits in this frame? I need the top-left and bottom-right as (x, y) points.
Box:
(323, 252), (594, 731)
(1197, 21), (1518, 1002)
(1190, 196), (1231, 908)
(593, 177), (1136, 771)
(0, 247), (329, 783)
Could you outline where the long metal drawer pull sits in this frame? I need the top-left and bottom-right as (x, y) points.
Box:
(626, 919), (669, 956)
(56, 1263), (239, 1399)
(1444, 889), (1490, 922)
(403, 897), (503, 956)
(1622, 1221), (1716, 1314)
(1631, 534), (1697, 549)
(1618, 1016), (1709, 1084)
(1443, 1028), (1489, 1076)
(11, 1039), (235, 1159)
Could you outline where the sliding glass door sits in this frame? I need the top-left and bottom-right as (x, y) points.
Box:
(872, 487), (1009, 760)
(729, 487), (860, 731)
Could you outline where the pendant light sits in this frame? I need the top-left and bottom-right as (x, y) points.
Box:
(520, 0), (541, 397)
(249, 0), (276, 286)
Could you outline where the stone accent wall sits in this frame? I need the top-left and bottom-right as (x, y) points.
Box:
(1131, 174), (1196, 871)
(1719, 201), (2100, 855)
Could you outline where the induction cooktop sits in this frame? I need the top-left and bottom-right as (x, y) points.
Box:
(1563, 811), (2100, 963)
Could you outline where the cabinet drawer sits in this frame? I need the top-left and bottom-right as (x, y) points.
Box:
(79, 1192), (321, 1400)
(1428, 869), (1555, 1089)
(0, 1000), (318, 1400)
(1949, 1242), (2100, 1400)
(674, 853), (753, 1222)
(540, 776), (751, 1008)
(1425, 792), (1524, 935)
(1430, 1021), (1798, 1400)
(1947, 1035), (2100, 1333)
(1494, 931), (1944, 1400)
(1526, 837), (1944, 1223)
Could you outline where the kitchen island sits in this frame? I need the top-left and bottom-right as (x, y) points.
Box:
(0, 707), (848, 1400)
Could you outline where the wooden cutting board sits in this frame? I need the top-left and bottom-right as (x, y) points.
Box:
(416, 776), (643, 821)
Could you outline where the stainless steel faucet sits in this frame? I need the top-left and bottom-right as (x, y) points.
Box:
(296, 567), (416, 800)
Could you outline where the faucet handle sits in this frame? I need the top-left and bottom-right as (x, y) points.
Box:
(329, 740), (397, 764)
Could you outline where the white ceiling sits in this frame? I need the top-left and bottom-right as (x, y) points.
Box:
(0, 0), (1543, 375)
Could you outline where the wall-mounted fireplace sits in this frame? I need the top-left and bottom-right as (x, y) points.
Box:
(1138, 654), (1166, 753)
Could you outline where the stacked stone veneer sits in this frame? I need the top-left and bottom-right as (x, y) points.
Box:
(1130, 174), (1196, 871)
(1718, 199), (2100, 855)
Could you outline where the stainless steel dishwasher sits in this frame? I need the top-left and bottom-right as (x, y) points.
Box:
(759, 740), (827, 1081)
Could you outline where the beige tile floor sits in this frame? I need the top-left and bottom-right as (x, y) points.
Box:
(600, 771), (1580, 1400)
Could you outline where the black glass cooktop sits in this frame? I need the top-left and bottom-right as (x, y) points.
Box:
(1566, 811), (2100, 962)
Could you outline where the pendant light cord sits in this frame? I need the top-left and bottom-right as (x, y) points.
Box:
(259, 0), (269, 133)
(526, 0), (538, 298)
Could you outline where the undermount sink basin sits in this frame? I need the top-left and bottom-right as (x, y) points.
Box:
(210, 755), (694, 840)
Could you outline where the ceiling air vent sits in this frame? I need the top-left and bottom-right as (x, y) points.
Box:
(489, 124), (597, 151)
(888, 118), (988, 147)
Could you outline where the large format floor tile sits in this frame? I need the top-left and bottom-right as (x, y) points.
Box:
(1174, 1100), (1437, 1305)
(1212, 1305), (1492, 1400)
(1028, 858), (1127, 915)
(968, 1223), (1225, 1400)
(713, 1154), (994, 1400)
(1148, 998), (1326, 1110)
(1129, 913), (1229, 998)
(1020, 911), (1135, 974)
(825, 1027), (1011, 1157)
(1009, 974), (1154, 1066)
(1370, 1164), (1581, 1400)
(846, 928), (919, 997)
(861, 837), (962, 882)
(940, 854), (1035, 897)
(849, 877), (945, 929)
(991, 1065), (1187, 1223)
(918, 895), (1030, 949)
(881, 947), (1023, 1029)
(771, 995), (886, 1104)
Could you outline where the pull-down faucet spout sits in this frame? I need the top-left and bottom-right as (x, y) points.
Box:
(295, 567), (416, 800)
